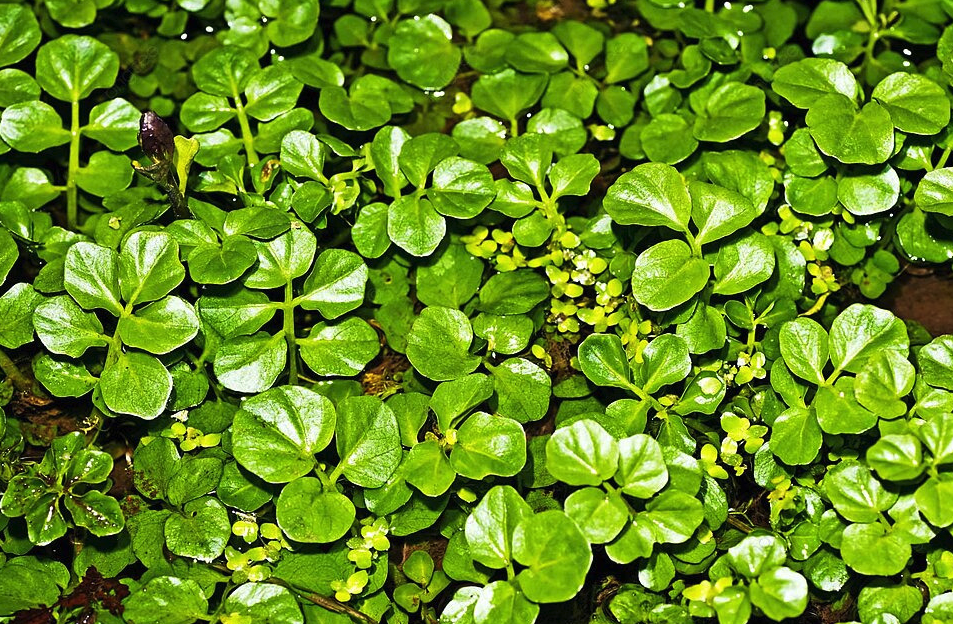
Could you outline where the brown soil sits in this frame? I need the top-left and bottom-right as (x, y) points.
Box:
(882, 271), (953, 336)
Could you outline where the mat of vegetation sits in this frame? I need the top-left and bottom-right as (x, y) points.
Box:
(2, 0), (953, 622)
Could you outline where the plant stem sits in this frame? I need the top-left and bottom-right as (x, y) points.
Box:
(67, 97), (81, 230)
(284, 279), (298, 385)
(275, 579), (379, 624)
(233, 95), (259, 166)
(704, 0), (715, 12)
(0, 348), (30, 393)
(936, 146), (952, 171)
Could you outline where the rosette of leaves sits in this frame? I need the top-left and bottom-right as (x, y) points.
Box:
(195, 219), (378, 392)
(543, 419), (708, 573)
(0, 34), (139, 229)
(230, 387), (403, 546)
(772, 304), (910, 466)
(486, 134), (599, 249)
(440, 485), (592, 624)
(388, 374), (528, 501)
(180, 45), (305, 166)
(0, 432), (123, 545)
(358, 125), (498, 257)
(604, 158), (777, 311)
(32, 231), (199, 419)
(685, 532), (809, 623)
(279, 130), (370, 226)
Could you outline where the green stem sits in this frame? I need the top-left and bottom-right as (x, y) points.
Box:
(509, 117), (519, 137)
(234, 96), (259, 166)
(936, 146), (952, 171)
(0, 348), (30, 393)
(275, 579), (379, 624)
(704, 0), (715, 11)
(66, 97), (81, 230)
(855, 0), (878, 26)
(284, 279), (298, 386)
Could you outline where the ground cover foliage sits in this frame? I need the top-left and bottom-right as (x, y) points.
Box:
(3, 0), (953, 622)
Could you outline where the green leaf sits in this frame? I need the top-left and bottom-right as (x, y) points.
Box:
(640, 114), (698, 165)
(855, 350), (914, 418)
(513, 510), (592, 603)
(451, 412), (526, 479)
(118, 296), (199, 355)
(749, 567), (809, 621)
(99, 351), (172, 419)
(727, 533), (787, 578)
(0, 5), (40, 68)
(299, 249), (367, 319)
(631, 240), (709, 311)
(779, 318), (828, 385)
(276, 477), (355, 543)
(471, 69), (547, 122)
(75, 151), (133, 197)
(464, 485), (532, 569)
(34, 295), (107, 357)
(604, 163), (691, 231)
(549, 153), (599, 199)
(213, 332), (286, 393)
(388, 15), (461, 90)
(335, 395), (401, 488)
(693, 82), (765, 142)
(164, 496), (230, 561)
(771, 58), (858, 108)
(828, 304), (908, 374)
(84, 98), (141, 151)
(577, 333), (630, 389)
(615, 434), (668, 498)
(915, 476), (953, 527)
(837, 165), (900, 216)
(643, 490), (704, 544)
(712, 231), (775, 295)
(770, 407), (822, 465)
(872, 72), (950, 135)
(546, 419), (619, 486)
(281, 130), (326, 181)
(416, 242), (484, 309)
(507, 32), (568, 73)
(191, 46), (258, 98)
(840, 522), (910, 576)
(65, 242), (121, 316)
(405, 440), (456, 497)
(635, 334), (690, 393)
(604, 33), (648, 83)
(123, 576), (209, 624)
(245, 227), (317, 290)
(319, 86), (391, 132)
(387, 196), (446, 257)
(431, 374), (494, 431)
(564, 487), (628, 543)
(0, 101), (68, 152)
(489, 358), (551, 423)
(299, 317), (380, 377)
(35, 35), (118, 102)
(867, 434), (924, 481)
(916, 167), (953, 215)
(119, 231), (186, 306)
(0, 283), (42, 349)
(690, 182), (758, 247)
(826, 461), (897, 523)
(219, 583), (302, 624)
(244, 65), (302, 122)
(430, 157), (496, 219)
(477, 270), (548, 315)
(406, 306), (480, 381)
(232, 385), (334, 483)
(807, 94), (894, 165)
